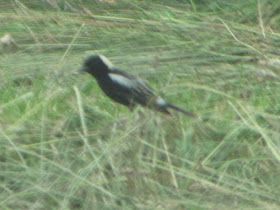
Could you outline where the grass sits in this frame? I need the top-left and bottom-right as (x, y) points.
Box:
(1, 0), (280, 209)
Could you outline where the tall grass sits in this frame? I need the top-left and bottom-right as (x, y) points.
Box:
(1, 0), (280, 209)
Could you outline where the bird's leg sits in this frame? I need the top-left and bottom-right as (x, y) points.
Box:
(129, 104), (135, 112)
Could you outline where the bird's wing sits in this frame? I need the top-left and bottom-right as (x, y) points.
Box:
(110, 69), (154, 92)
(108, 69), (157, 106)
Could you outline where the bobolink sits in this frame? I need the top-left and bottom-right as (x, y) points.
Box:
(80, 54), (194, 117)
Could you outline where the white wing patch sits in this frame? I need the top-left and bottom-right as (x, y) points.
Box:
(156, 97), (167, 106)
(109, 73), (136, 88)
(99, 54), (114, 69)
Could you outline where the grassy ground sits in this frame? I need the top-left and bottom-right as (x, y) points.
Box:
(1, 0), (280, 209)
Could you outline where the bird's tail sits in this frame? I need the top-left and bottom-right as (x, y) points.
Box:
(167, 104), (195, 117)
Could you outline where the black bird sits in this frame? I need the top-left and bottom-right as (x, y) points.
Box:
(80, 54), (195, 117)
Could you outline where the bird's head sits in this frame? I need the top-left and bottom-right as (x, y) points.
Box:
(79, 54), (114, 77)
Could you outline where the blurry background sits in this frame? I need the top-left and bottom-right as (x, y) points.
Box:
(1, 0), (280, 209)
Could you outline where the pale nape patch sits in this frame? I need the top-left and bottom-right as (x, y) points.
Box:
(109, 73), (136, 88)
(99, 54), (114, 69)
(156, 97), (167, 106)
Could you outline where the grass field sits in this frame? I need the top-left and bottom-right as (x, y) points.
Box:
(1, 0), (280, 209)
